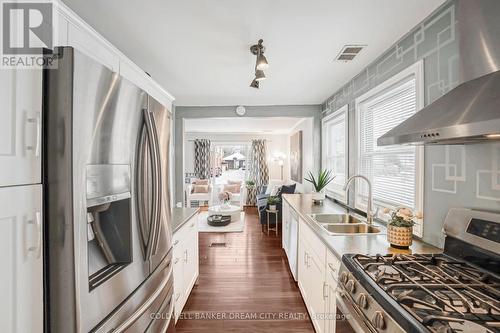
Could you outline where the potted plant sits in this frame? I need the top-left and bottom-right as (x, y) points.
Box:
(267, 196), (280, 211)
(245, 180), (256, 206)
(245, 180), (255, 187)
(218, 191), (233, 209)
(383, 207), (423, 249)
(304, 169), (335, 204)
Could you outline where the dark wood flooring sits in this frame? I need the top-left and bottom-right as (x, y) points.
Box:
(175, 207), (353, 333)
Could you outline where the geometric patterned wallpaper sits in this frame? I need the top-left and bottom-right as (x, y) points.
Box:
(321, 0), (500, 248)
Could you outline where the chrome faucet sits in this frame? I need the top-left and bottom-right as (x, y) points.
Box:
(343, 175), (375, 225)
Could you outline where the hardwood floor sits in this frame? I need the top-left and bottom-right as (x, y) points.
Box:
(175, 207), (353, 333)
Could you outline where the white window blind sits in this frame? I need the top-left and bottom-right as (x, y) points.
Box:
(322, 106), (348, 202)
(355, 63), (424, 236)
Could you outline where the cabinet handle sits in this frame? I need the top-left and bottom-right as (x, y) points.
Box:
(28, 211), (42, 259)
(323, 282), (328, 300)
(304, 252), (308, 266)
(328, 263), (339, 282)
(174, 258), (179, 264)
(175, 293), (180, 301)
(190, 223), (195, 228)
(184, 250), (188, 263)
(26, 112), (41, 157)
(173, 240), (179, 246)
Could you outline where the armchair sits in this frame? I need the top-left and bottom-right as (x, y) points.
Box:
(185, 183), (212, 208)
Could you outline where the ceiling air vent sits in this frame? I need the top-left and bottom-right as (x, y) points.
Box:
(336, 45), (365, 62)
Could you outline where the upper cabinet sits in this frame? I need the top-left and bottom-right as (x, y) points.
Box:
(66, 20), (120, 72)
(56, 3), (174, 110)
(0, 68), (42, 187)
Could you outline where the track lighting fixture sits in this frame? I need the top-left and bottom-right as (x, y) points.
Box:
(250, 39), (268, 89)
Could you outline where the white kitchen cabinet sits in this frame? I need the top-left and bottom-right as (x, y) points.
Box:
(66, 20), (119, 71)
(173, 214), (199, 322)
(298, 219), (327, 333)
(0, 184), (43, 333)
(0, 69), (42, 187)
(325, 250), (341, 333)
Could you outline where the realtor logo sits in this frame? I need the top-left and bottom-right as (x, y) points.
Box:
(1, 0), (57, 68)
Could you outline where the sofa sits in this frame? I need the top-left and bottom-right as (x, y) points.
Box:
(257, 181), (297, 231)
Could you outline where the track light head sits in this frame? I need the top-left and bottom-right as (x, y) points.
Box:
(255, 70), (266, 81)
(250, 79), (259, 89)
(256, 53), (268, 70)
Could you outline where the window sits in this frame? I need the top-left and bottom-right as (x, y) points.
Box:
(355, 62), (424, 236)
(322, 105), (348, 202)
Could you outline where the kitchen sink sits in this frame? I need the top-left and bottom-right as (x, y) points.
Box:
(320, 223), (381, 235)
(308, 213), (364, 224)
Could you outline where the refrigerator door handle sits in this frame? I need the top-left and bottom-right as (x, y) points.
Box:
(136, 121), (150, 254)
(109, 273), (171, 333)
(148, 110), (163, 256)
(143, 108), (160, 261)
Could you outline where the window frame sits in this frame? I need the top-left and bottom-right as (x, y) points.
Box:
(322, 105), (349, 203)
(354, 61), (425, 237)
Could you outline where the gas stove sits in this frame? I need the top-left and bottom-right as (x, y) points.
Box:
(338, 208), (500, 333)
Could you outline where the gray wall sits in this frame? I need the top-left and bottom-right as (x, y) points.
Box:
(174, 105), (322, 204)
(321, 0), (500, 248)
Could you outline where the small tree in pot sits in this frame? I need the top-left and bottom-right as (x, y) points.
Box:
(245, 180), (256, 206)
(267, 196), (281, 211)
(304, 169), (335, 204)
(383, 207), (423, 249)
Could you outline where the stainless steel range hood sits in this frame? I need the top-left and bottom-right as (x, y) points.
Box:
(378, 0), (500, 146)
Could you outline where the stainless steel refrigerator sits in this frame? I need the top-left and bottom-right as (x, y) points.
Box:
(44, 46), (175, 332)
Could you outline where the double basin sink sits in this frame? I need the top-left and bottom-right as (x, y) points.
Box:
(307, 213), (383, 235)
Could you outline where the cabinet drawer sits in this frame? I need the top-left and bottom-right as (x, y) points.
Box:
(299, 219), (326, 269)
(173, 216), (197, 244)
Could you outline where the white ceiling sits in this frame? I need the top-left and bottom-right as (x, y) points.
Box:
(61, 0), (445, 106)
(184, 117), (305, 134)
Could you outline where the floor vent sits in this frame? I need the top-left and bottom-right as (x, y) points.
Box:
(335, 45), (365, 62)
(209, 242), (227, 247)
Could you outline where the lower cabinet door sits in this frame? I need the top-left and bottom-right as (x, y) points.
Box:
(307, 254), (326, 333)
(326, 269), (338, 333)
(173, 246), (184, 322)
(297, 238), (308, 298)
(183, 235), (198, 293)
(0, 184), (43, 333)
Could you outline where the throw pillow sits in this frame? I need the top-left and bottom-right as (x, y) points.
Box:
(192, 185), (209, 193)
(194, 179), (209, 185)
(223, 184), (240, 193)
(276, 183), (296, 197)
(227, 180), (242, 186)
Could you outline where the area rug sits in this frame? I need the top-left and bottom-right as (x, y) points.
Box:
(197, 211), (245, 233)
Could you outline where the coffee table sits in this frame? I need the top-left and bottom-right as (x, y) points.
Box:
(208, 204), (241, 222)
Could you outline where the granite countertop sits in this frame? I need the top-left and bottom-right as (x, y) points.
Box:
(283, 194), (441, 259)
(171, 207), (199, 233)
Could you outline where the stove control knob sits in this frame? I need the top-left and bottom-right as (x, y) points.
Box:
(357, 293), (368, 309)
(372, 311), (386, 329)
(340, 271), (349, 285)
(346, 280), (356, 293)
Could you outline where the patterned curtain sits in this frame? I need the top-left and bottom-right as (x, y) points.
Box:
(249, 139), (269, 194)
(194, 139), (211, 179)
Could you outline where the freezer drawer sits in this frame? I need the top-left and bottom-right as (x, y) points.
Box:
(91, 252), (174, 333)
